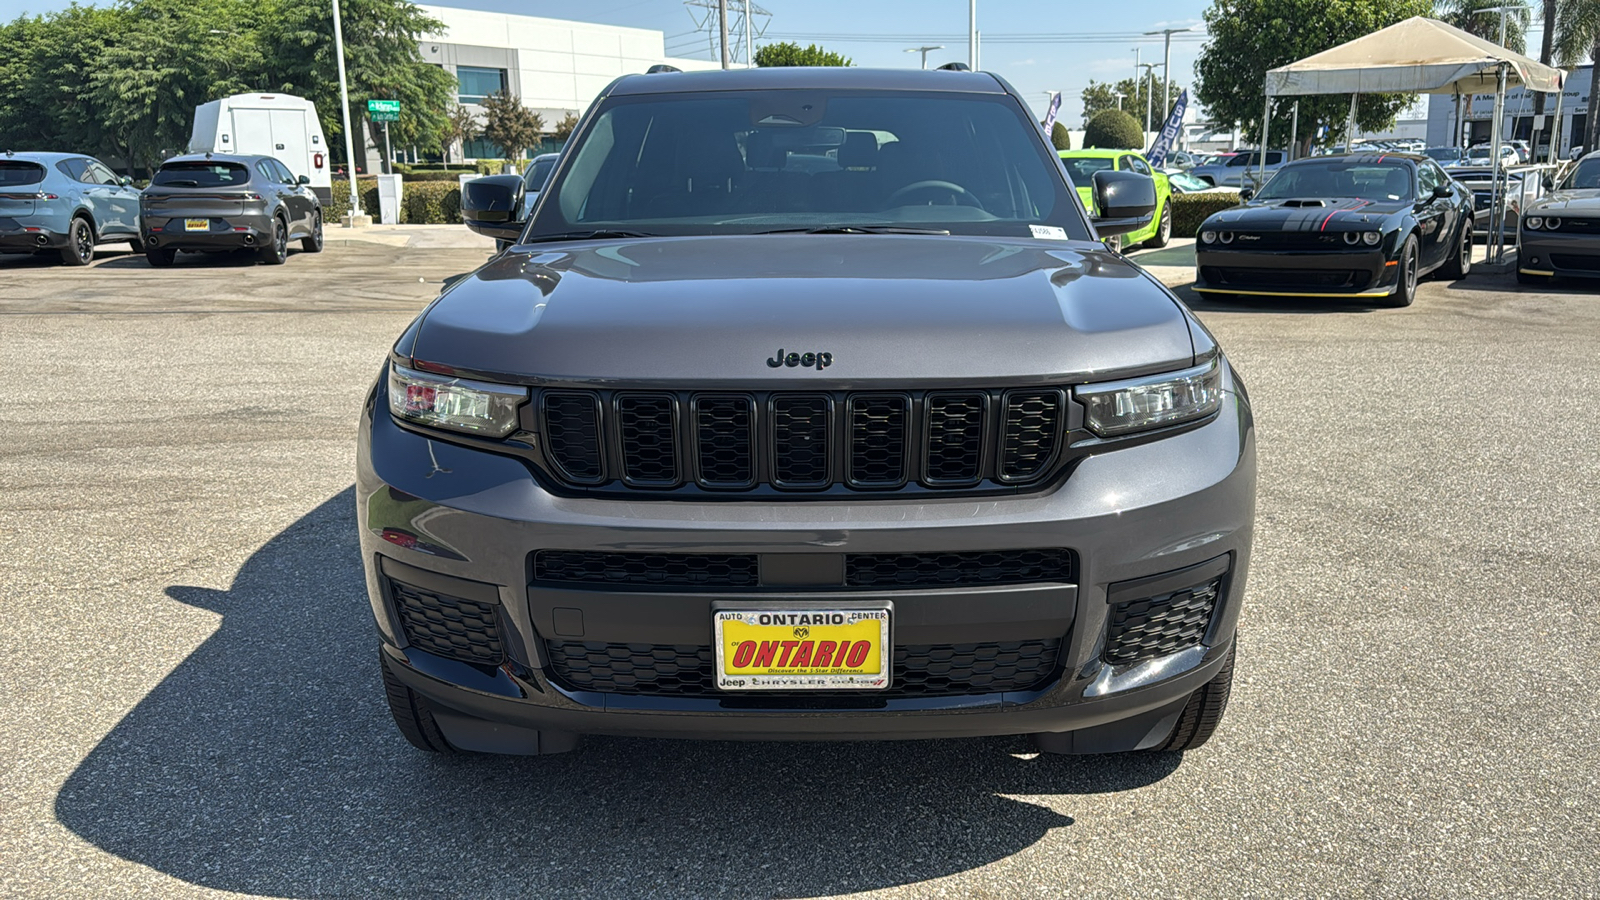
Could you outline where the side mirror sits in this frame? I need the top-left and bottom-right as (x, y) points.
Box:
(1089, 170), (1156, 237)
(1542, 175), (1555, 190)
(1432, 183), (1452, 199)
(297, 174), (311, 185)
(1239, 188), (1254, 201)
(461, 174), (528, 242)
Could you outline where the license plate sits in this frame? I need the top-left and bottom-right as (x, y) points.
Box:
(184, 218), (209, 232)
(714, 607), (890, 690)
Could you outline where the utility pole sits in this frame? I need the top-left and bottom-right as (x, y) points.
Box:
(1144, 26), (1195, 121)
(718, 0), (730, 70)
(331, 0), (362, 221)
(744, 0), (754, 67)
(969, 0), (977, 70)
(1138, 62), (1160, 143)
(905, 45), (945, 69)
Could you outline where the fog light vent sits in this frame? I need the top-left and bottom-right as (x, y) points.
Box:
(1104, 580), (1220, 665)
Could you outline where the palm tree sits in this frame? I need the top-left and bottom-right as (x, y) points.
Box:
(1436, 0), (1532, 52)
(1554, 0), (1600, 152)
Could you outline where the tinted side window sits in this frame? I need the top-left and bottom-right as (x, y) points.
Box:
(56, 158), (90, 181)
(1266, 152), (1284, 165)
(1127, 156), (1152, 176)
(256, 161), (279, 183)
(1417, 163), (1440, 194)
(1228, 154), (1254, 167)
(87, 162), (121, 185)
(270, 159), (297, 183)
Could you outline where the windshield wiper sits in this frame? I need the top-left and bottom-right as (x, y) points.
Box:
(754, 225), (952, 235)
(521, 229), (657, 243)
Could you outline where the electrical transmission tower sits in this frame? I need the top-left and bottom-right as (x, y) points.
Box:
(679, 0), (772, 66)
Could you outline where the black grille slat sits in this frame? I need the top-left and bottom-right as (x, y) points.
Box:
(771, 395), (831, 488)
(547, 638), (1061, 697)
(999, 391), (1063, 482)
(1103, 580), (1220, 665)
(924, 393), (986, 485)
(846, 549), (1074, 588)
(542, 391), (604, 483)
(389, 580), (504, 665)
(533, 550), (759, 589)
(694, 395), (755, 487)
(848, 394), (909, 487)
(616, 394), (679, 487)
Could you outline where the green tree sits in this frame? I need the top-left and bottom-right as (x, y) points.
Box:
(480, 91), (545, 160)
(440, 102), (478, 169)
(1083, 77), (1188, 127)
(1195, 0), (1431, 152)
(0, 9), (121, 163)
(1554, 0), (1600, 152)
(1435, 0), (1530, 52)
(259, 0), (455, 167)
(551, 111), (581, 143)
(754, 41), (852, 67)
(1083, 109), (1144, 149)
(1050, 120), (1072, 150)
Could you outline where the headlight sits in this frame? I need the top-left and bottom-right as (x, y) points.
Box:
(1362, 231), (1381, 246)
(387, 363), (528, 437)
(1545, 217), (1561, 230)
(1200, 230), (1217, 244)
(1076, 359), (1223, 438)
(1526, 216), (1543, 230)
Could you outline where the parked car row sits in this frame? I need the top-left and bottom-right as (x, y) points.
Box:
(0, 149), (323, 267)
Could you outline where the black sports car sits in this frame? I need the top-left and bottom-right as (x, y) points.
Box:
(1193, 153), (1475, 306)
(1517, 150), (1600, 285)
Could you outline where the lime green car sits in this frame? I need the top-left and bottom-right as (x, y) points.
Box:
(1058, 149), (1173, 248)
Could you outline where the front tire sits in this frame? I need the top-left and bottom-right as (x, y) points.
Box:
(301, 211), (324, 253)
(60, 217), (95, 266)
(1144, 203), (1173, 249)
(380, 651), (457, 754)
(1385, 235), (1419, 307)
(1152, 640), (1237, 752)
(1437, 223), (1472, 280)
(258, 216), (289, 265)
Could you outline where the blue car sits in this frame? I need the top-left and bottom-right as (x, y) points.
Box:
(0, 151), (142, 265)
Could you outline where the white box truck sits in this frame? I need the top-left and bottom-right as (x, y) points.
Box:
(189, 93), (333, 203)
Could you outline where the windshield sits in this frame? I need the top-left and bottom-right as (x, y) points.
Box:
(1255, 159), (1414, 202)
(0, 161), (46, 186)
(524, 156), (557, 192)
(1168, 172), (1210, 191)
(531, 90), (1086, 239)
(152, 162), (250, 187)
(1059, 156), (1114, 184)
(1425, 147), (1463, 161)
(1562, 159), (1600, 189)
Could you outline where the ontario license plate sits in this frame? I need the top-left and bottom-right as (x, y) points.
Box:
(714, 607), (890, 690)
(183, 218), (209, 232)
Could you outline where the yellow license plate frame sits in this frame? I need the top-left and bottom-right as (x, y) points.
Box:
(713, 606), (891, 690)
(183, 218), (209, 232)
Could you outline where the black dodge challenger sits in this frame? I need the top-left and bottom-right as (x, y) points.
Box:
(1193, 153), (1475, 306)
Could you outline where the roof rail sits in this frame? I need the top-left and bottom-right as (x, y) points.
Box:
(937, 62), (971, 71)
(646, 64), (681, 74)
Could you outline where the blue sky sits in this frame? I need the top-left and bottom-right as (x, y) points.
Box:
(0, 0), (1555, 128)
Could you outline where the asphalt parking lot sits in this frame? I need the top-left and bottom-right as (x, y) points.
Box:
(2, 239), (1597, 898)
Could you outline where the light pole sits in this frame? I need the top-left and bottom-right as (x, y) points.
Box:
(331, 0), (362, 222)
(905, 45), (945, 69)
(1144, 25), (1195, 121)
(968, 0), (977, 70)
(1112, 91), (1125, 111)
(1138, 62), (1160, 144)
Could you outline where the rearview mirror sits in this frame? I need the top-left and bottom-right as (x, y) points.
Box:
(461, 174), (527, 242)
(1089, 170), (1156, 237)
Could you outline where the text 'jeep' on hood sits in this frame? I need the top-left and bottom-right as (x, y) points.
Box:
(358, 66), (1256, 760)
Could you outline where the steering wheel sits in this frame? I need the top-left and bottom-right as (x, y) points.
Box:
(885, 180), (981, 208)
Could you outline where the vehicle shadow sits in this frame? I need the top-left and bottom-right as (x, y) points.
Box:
(55, 489), (1181, 898)
(93, 248), (288, 269)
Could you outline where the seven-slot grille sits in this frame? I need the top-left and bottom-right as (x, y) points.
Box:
(537, 389), (1068, 494)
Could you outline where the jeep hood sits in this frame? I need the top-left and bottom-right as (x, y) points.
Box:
(409, 235), (1195, 386)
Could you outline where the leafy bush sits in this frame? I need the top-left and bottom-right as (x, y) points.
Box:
(1083, 109), (1143, 150)
(1170, 191), (1243, 237)
(403, 181), (462, 224)
(1050, 121), (1072, 151)
(403, 170), (468, 182)
(325, 179), (379, 223)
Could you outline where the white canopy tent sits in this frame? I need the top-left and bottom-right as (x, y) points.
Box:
(1258, 16), (1565, 250)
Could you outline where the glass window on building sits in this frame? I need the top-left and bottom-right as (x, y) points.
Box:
(463, 137), (503, 159)
(457, 66), (506, 104)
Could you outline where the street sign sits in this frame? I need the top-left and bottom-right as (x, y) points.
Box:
(368, 99), (400, 122)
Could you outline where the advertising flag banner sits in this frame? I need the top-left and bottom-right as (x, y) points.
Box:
(1042, 91), (1062, 133)
(1147, 90), (1188, 168)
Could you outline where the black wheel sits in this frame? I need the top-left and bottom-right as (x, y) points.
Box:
(301, 211), (324, 253)
(1517, 268), (1552, 286)
(1144, 203), (1173, 249)
(380, 650), (457, 754)
(1152, 640), (1236, 753)
(1385, 235), (1419, 307)
(1437, 223), (1472, 280)
(258, 215), (288, 265)
(144, 247), (176, 267)
(60, 217), (94, 266)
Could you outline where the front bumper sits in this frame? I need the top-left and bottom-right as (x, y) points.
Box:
(142, 213), (273, 250)
(1518, 230), (1600, 279)
(356, 364), (1256, 747)
(1194, 245), (1397, 298)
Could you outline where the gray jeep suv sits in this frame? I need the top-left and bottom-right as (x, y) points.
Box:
(358, 67), (1255, 757)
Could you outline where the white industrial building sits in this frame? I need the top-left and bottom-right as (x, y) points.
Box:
(1426, 66), (1593, 156)
(415, 5), (719, 161)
